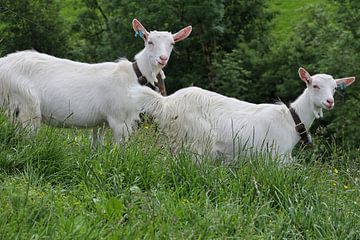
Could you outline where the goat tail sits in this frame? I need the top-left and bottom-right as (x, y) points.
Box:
(130, 84), (165, 118)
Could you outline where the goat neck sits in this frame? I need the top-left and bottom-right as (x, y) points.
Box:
(134, 50), (161, 85)
(289, 88), (321, 130)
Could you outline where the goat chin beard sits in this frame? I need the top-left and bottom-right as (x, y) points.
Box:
(313, 107), (323, 119)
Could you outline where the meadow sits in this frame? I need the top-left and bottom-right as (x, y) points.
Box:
(1, 0), (360, 239)
(0, 111), (359, 239)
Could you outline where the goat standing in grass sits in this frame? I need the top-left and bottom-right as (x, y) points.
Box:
(0, 19), (192, 145)
(133, 68), (355, 163)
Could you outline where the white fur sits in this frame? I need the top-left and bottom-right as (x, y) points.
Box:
(132, 68), (355, 163)
(0, 19), (192, 144)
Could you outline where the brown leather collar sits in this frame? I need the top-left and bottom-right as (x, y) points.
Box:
(132, 62), (167, 96)
(288, 107), (312, 146)
(132, 62), (156, 91)
(156, 73), (167, 96)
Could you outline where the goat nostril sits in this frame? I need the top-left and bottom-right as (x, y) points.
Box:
(160, 55), (168, 61)
(327, 99), (334, 105)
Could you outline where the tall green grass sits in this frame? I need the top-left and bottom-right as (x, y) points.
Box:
(0, 112), (359, 239)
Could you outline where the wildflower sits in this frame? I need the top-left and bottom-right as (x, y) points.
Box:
(130, 185), (141, 193)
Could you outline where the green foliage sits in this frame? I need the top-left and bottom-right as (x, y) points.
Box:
(0, 112), (359, 239)
(263, 1), (360, 145)
(210, 1), (275, 102)
(0, 0), (69, 57)
(269, 0), (326, 41)
(66, 0), (273, 93)
(212, 47), (251, 98)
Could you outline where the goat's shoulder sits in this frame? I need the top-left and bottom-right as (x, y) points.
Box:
(173, 86), (207, 95)
(252, 102), (287, 114)
(114, 59), (132, 74)
(249, 103), (294, 128)
(109, 60), (136, 85)
(173, 87), (233, 102)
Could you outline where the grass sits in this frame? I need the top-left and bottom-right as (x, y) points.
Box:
(268, 0), (333, 41)
(0, 112), (359, 239)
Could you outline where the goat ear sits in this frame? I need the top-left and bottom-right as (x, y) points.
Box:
(173, 26), (192, 43)
(335, 77), (355, 88)
(298, 67), (312, 84)
(132, 19), (149, 40)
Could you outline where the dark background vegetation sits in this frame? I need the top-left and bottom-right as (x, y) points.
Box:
(0, 0), (359, 148)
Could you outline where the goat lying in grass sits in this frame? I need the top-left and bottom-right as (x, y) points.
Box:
(0, 19), (192, 145)
(133, 67), (355, 163)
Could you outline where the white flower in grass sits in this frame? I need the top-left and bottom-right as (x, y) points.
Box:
(130, 185), (141, 194)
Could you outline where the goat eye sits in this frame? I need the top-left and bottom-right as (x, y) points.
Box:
(148, 41), (154, 45)
(313, 85), (320, 89)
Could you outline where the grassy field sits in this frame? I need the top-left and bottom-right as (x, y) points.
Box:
(0, 111), (359, 239)
(1, 1), (360, 239)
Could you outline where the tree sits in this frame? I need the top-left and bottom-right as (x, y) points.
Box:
(70, 0), (274, 94)
(261, 1), (360, 146)
(212, 0), (274, 102)
(0, 0), (69, 57)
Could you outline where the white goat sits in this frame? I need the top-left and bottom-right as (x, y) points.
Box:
(0, 19), (192, 144)
(132, 68), (355, 163)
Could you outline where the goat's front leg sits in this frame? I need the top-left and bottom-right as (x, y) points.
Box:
(108, 117), (133, 146)
(279, 153), (294, 164)
(91, 124), (106, 148)
(14, 100), (41, 135)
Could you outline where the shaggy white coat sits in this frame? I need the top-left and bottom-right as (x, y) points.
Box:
(0, 51), (138, 142)
(133, 68), (355, 162)
(0, 19), (192, 144)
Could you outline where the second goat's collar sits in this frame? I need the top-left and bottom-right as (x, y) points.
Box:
(288, 107), (312, 146)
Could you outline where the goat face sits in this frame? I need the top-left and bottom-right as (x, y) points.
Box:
(144, 31), (174, 68)
(132, 19), (192, 69)
(308, 73), (337, 110)
(298, 67), (355, 111)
